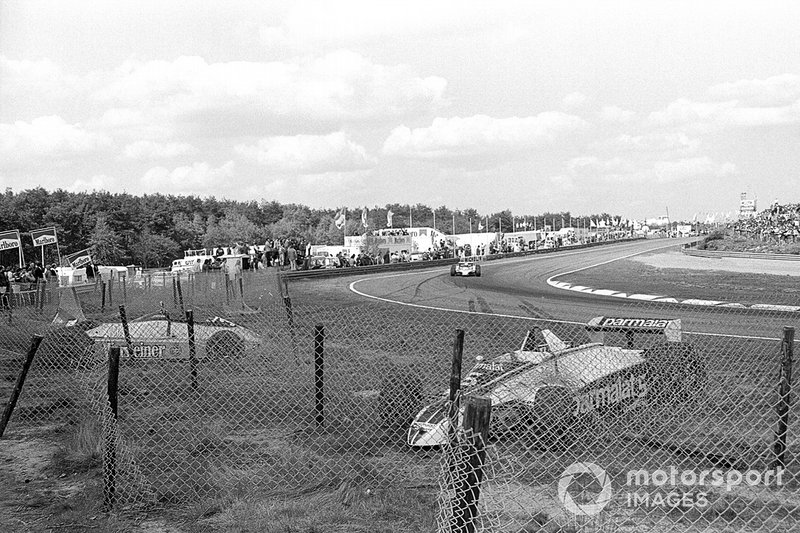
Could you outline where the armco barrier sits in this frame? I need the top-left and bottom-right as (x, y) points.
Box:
(281, 237), (647, 280)
(682, 247), (800, 261)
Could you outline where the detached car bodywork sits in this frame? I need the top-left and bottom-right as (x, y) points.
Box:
(451, 261), (481, 277)
(86, 314), (261, 360)
(407, 316), (705, 447)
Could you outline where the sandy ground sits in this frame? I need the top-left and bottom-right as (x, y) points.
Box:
(633, 250), (800, 277)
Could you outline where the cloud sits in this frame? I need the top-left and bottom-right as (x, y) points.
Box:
(259, 2), (498, 49)
(562, 91), (588, 110)
(650, 74), (800, 129)
(234, 132), (376, 174)
(0, 116), (112, 161)
(598, 106), (637, 123)
(651, 156), (736, 183)
(140, 161), (236, 195)
(67, 175), (110, 193)
(91, 52), (447, 135)
(601, 131), (700, 154)
(0, 56), (81, 109)
(123, 140), (199, 160)
(566, 156), (635, 179)
(382, 112), (588, 159)
(647, 98), (734, 128)
(709, 74), (800, 107)
(561, 154), (735, 185)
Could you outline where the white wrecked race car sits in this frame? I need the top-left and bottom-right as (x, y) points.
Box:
(407, 316), (706, 447)
(86, 313), (261, 360)
(450, 261), (481, 277)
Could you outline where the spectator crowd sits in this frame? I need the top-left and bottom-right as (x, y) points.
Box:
(730, 202), (800, 244)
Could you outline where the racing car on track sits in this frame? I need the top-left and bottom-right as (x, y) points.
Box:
(86, 313), (261, 360)
(451, 261), (481, 277)
(407, 316), (705, 447)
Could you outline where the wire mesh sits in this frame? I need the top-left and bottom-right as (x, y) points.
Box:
(0, 268), (798, 532)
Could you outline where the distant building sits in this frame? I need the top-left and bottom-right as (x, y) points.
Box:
(344, 226), (450, 254)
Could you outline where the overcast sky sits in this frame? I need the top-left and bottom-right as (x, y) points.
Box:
(2, 1), (799, 220)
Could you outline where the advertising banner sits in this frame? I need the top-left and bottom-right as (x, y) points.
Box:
(0, 229), (23, 267)
(0, 230), (21, 251)
(30, 226), (58, 247)
(66, 248), (93, 269)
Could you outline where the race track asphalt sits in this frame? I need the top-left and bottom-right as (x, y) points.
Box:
(347, 238), (795, 342)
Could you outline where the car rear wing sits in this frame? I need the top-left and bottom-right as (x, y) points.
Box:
(585, 316), (681, 345)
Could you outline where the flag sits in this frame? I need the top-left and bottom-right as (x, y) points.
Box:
(66, 248), (93, 268)
(478, 220), (484, 231)
(692, 213), (698, 222)
(590, 220), (597, 228)
(386, 209), (394, 228)
(30, 226), (58, 247)
(0, 229), (21, 252)
(334, 209), (346, 229)
(361, 207), (368, 228)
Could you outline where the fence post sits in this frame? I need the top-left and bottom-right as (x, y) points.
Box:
(314, 324), (325, 427)
(0, 335), (44, 438)
(172, 277), (178, 308)
(122, 274), (127, 303)
(448, 329), (466, 441)
(108, 276), (113, 308)
(101, 281), (106, 311)
(103, 346), (120, 510)
(773, 326), (795, 469)
(187, 309), (198, 392)
(119, 305), (132, 354)
(176, 276), (185, 314)
(452, 396), (492, 533)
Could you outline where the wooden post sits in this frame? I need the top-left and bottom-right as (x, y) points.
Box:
(448, 329), (466, 441)
(186, 310), (198, 392)
(107, 276), (113, 308)
(100, 281), (106, 311)
(34, 280), (43, 312)
(176, 276), (185, 314)
(119, 305), (132, 355)
(122, 274), (127, 303)
(314, 324), (325, 427)
(773, 326), (795, 468)
(0, 335), (44, 438)
(103, 346), (120, 510)
(452, 396), (492, 533)
(172, 277), (178, 308)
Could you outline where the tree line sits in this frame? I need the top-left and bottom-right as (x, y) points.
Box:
(0, 187), (617, 268)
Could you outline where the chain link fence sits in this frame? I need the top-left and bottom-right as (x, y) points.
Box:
(0, 268), (798, 531)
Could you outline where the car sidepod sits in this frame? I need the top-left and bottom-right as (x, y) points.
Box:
(408, 401), (451, 446)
